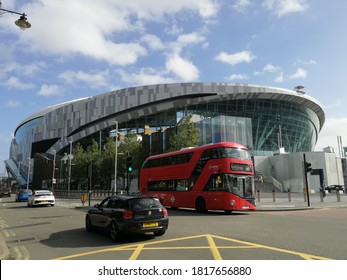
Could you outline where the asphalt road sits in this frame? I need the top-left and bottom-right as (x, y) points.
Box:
(1, 195), (347, 260)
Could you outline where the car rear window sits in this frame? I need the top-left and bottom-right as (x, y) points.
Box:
(35, 192), (52, 196)
(128, 198), (161, 210)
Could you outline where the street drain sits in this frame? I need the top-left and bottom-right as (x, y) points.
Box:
(7, 237), (35, 244)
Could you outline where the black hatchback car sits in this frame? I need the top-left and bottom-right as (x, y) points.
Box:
(85, 195), (169, 241)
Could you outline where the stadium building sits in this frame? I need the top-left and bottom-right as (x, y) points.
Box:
(5, 82), (326, 190)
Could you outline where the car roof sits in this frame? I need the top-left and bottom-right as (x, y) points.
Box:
(108, 194), (157, 201)
(20, 189), (32, 192)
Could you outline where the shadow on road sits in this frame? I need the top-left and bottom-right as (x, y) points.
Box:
(40, 228), (157, 249)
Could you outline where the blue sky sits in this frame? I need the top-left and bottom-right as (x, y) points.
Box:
(1, 0), (347, 173)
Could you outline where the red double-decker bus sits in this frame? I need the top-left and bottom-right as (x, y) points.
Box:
(139, 142), (256, 213)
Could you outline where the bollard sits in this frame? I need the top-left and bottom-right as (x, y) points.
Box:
(303, 187), (307, 202)
(272, 189), (276, 202)
(287, 189), (291, 202)
(336, 189), (341, 202)
(89, 191), (93, 206)
(257, 189), (260, 202)
(320, 190), (324, 202)
(81, 193), (87, 206)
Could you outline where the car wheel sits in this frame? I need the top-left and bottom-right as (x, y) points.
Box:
(154, 229), (166, 236)
(109, 221), (120, 242)
(85, 216), (92, 232)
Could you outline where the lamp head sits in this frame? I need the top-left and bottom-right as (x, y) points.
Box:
(15, 14), (31, 30)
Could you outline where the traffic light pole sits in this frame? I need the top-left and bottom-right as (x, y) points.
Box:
(127, 171), (130, 194)
(303, 153), (310, 207)
(126, 153), (133, 194)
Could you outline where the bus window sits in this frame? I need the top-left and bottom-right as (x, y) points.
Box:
(201, 149), (211, 162)
(176, 180), (193, 191)
(225, 148), (251, 160)
(211, 149), (219, 159)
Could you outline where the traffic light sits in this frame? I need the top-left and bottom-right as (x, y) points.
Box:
(305, 162), (312, 173)
(126, 156), (133, 173)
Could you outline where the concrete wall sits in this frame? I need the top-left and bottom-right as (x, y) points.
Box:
(254, 152), (344, 193)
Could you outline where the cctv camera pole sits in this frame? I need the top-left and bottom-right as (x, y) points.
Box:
(303, 153), (310, 207)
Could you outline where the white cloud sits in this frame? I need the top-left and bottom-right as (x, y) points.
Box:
(233, 0), (252, 12)
(17, 0), (218, 66)
(295, 59), (317, 66)
(171, 32), (207, 54)
(263, 64), (281, 73)
(315, 117), (347, 154)
(274, 72), (285, 83)
(2, 76), (35, 90)
(215, 50), (256, 66)
(141, 34), (165, 51)
(117, 68), (174, 86)
(165, 54), (200, 81)
(1, 61), (46, 77)
(59, 70), (110, 89)
(254, 63), (281, 75)
(263, 0), (309, 17)
(177, 32), (206, 46)
(37, 84), (62, 97)
(5, 100), (22, 108)
(254, 64), (306, 83)
(289, 67), (307, 79)
(227, 74), (248, 81)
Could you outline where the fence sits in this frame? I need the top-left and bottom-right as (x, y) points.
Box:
(54, 189), (115, 200)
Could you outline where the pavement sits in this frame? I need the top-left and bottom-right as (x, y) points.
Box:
(1, 192), (346, 260)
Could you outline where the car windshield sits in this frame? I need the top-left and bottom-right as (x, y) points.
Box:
(128, 198), (161, 210)
(224, 174), (254, 198)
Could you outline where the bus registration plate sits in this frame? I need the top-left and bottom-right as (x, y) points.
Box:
(143, 222), (158, 228)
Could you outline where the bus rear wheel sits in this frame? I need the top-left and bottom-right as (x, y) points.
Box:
(195, 197), (206, 213)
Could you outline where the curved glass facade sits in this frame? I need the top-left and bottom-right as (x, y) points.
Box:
(15, 117), (42, 144)
(121, 98), (319, 153)
(186, 98), (319, 153)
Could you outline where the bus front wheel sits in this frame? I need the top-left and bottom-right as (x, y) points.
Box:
(195, 197), (206, 213)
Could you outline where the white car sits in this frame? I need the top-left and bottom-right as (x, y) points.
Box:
(27, 190), (55, 207)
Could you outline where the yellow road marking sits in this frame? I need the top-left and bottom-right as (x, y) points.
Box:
(210, 234), (332, 260)
(206, 234), (222, 260)
(129, 244), (145, 260)
(53, 234), (333, 260)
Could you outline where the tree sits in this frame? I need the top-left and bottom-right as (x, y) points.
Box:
(71, 140), (100, 191)
(169, 114), (202, 151)
(118, 133), (145, 176)
(98, 137), (117, 189)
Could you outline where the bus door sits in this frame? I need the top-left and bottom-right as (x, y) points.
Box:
(203, 174), (227, 209)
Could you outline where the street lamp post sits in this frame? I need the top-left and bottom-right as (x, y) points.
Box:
(52, 150), (56, 192)
(68, 141), (73, 196)
(0, 2), (31, 30)
(114, 121), (118, 195)
(109, 122), (119, 194)
(26, 158), (31, 190)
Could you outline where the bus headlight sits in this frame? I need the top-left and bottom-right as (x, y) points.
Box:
(230, 200), (235, 206)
